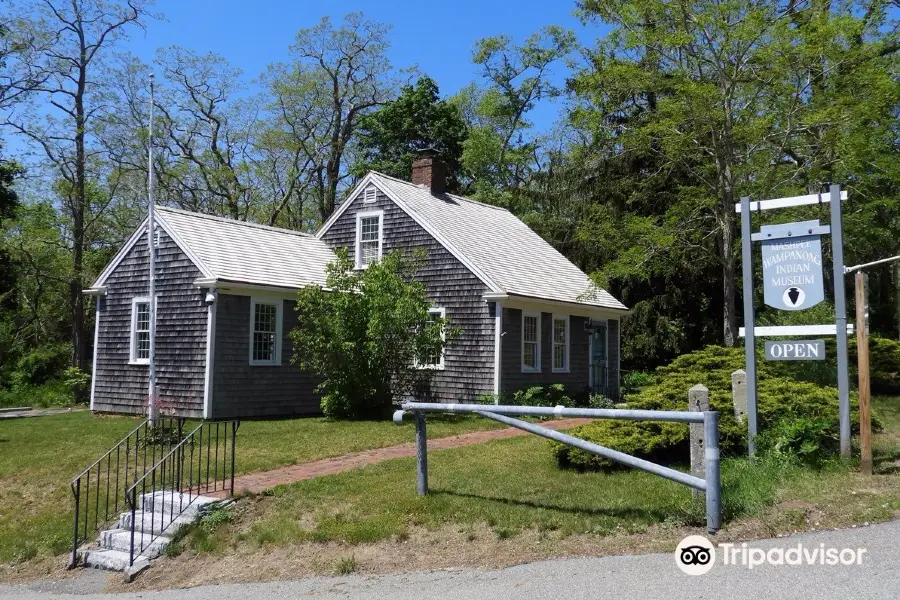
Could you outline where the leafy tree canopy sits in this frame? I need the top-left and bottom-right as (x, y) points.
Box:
(353, 76), (467, 190)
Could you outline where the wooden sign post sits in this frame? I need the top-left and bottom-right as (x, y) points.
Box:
(855, 271), (872, 475)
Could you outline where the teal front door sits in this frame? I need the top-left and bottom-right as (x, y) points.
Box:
(590, 321), (608, 395)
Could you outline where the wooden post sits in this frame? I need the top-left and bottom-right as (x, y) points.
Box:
(856, 271), (872, 475)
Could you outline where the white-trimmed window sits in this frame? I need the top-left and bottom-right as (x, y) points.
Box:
(355, 210), (383, 269)
(249, 297), (282, 365)
(521, 311), (541, 372)
(362, 185), (377, 203)
(417, 307), (446, 369)
(129, 297), (151, 364)
(552, 314), (569, 373)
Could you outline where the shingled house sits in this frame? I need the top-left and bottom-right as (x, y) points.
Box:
(85, 156), (628, 419)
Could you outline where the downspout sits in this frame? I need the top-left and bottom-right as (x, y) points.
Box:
(493, 302), (502, 402)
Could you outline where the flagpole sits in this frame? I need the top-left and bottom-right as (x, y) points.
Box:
(147, 73), (158, 425)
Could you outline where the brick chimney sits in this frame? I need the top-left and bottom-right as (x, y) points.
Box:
(411, 148), (447, 195)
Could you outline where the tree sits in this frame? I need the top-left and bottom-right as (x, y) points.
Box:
(290, 249), (453, 419)
(352, 76), (468, 190)
(267, 13), (396, 222)
(573, 0), (899, 347)
(460, 25), (576, 205)
(2, 0), (156, 376)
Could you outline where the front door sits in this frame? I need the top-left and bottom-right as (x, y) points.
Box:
(589, 321), (608, 396)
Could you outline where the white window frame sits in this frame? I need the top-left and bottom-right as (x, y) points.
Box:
(129, 296), (152, 365)
(249, 297), (283, 366)
(521, 310), (541, 373)
(416, 307), (446, 370)
(552, 314), (570, 373)
(362, 185), (377, 204)
(354, 210), (384, 270)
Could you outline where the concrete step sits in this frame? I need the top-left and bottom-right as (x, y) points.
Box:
(82, 548), (150, 572)
(99, 528), (171, 558)
(117, 510), (193, 535)
(139, 491), (219, 517)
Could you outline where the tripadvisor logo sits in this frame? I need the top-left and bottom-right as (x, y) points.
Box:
(675, 535), (715, 575)
(675, 535), (868, 575)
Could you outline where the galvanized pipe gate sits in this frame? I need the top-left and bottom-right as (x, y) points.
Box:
(393, 402), (722, 534)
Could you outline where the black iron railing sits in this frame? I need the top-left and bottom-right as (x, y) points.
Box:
(125, 420), (239, 566)
(69, 418), (185, 568)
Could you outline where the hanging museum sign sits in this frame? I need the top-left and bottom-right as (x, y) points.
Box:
(760, 220), (825, 311)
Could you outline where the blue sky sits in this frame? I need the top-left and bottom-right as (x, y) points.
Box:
(122, 0), (611, 133)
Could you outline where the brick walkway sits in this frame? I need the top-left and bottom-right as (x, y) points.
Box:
(225, 418), (593, 495)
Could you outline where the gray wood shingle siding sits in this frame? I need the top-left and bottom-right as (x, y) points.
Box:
(499, 308), (620, 400)
(93, 231), (206, 417)
(320, 189), (495, 402)
(210, 294), (320, 419)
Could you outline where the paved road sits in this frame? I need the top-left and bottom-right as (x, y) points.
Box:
(3, 520), (898, 600)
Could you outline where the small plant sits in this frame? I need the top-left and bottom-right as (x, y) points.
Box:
(144, 423), (184, 447)
(62, 367), (91, 401)
(511, 384), (575, 407)
(164, 539), (184, 558)
(622, 370), (655, 395)
(588, 393), (613, 409)
(199, 504), (234, 534)
(758, 417), (839, 466)
(334, 554), (358, 575)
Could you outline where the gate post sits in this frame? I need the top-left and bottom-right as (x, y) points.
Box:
(704, 410), (721, 534)
(689, 385), (709, 500)
(414, 412), (428, 496)
(731, 370), (747, 423)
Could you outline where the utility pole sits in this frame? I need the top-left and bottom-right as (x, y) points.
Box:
(855, 272), (872, 475)
(147, 73), (158, 425)
(846, 253), (900, 474)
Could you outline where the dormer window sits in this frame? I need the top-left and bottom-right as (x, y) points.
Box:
(355, 210), (383, 269)
(363, 185), (377, 204)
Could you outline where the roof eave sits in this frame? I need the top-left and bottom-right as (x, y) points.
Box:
(483, 291), (631, 318)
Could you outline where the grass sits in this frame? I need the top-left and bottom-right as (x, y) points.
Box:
(2, 396), (899, 574)
(181, 396), (900, 559)
(0, 410), (502, 566)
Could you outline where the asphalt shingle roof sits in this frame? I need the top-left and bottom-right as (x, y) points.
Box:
(156, 206), (335, 289)
(368, 172), (628, 312)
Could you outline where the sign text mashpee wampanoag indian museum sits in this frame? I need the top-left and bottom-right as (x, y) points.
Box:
(760, 220), (825, 311)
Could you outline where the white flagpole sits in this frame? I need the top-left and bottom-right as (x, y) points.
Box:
(147, 73), (158, 425)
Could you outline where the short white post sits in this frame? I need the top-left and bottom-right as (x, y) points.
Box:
(689, 384), (709, 501)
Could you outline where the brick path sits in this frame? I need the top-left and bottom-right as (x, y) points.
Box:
(224, 418), (593, 495)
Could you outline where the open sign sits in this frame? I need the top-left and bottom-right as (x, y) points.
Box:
(764, 340), (826, 361)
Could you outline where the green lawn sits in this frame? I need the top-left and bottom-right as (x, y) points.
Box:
(181, 396), (900, 558)
(0, 410), (503, 564)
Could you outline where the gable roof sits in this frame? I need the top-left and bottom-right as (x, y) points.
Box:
(92, 206), (336, 290)
(319, 172), (628, 312)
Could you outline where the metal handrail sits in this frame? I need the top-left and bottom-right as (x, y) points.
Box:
(394, 402), (721, 535)
(71, 419), (148, 484)
(124, 420), (238, 566)
(69, 417), (185, 569)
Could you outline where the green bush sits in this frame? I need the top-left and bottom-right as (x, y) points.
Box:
(552, 345), (880, 470)
(9, 344), (69, 388)
(510, 384), (576, 407)
(622, 370), (655, 396)
(291, 249), (455, 420)
(852, 335), (900, 395)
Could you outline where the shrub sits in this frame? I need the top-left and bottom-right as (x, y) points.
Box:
(622, 370), (655, 396)
(9, 344), (69, 388)
(552, 345), (880, 470)
(852, 335), (900, 395)
(291, 248), (457, 420)
(510, 384), (576, 407)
